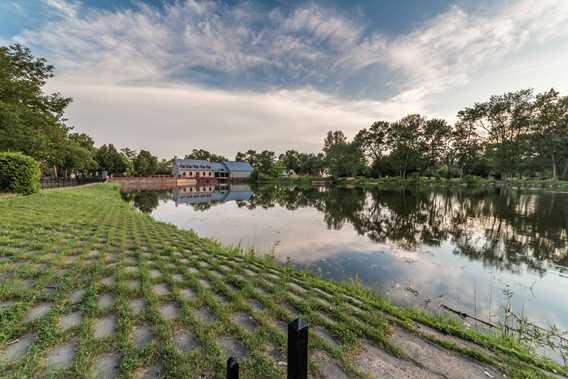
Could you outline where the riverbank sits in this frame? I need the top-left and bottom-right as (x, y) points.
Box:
(0, 185), (565, 378)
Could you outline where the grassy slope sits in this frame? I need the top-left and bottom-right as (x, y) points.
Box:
(0, 184), (565, 378)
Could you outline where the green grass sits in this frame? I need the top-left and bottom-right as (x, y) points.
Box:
(0, 184), (565, 378)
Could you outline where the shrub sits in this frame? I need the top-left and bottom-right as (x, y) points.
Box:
(0, 152), (41, 194)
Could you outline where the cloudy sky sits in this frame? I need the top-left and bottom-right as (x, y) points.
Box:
(2, 0), (568, 158)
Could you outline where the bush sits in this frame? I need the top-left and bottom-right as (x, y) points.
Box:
(0, 152), (40, 194)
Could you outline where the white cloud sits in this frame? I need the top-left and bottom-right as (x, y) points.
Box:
(355, 0), (568, 102)
(51, 76), (420, 158)
(9, 0), (568, 156)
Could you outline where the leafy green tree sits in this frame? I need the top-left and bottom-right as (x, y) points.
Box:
(457, 89), (533, 178)
(421, 118), (452, 175)
(133, 150), (158, 176)
(95, 144), (128, 175)
(353, 121), (389, 165)
(156, 159), (174, 175)
(450, 120), (484, 177)
(184, 149), (226, 162)
(387, 115), (425, 177)
(531, 89), (568, 180)
(323, 130), (365, 177)
(0, 44), (73, 174)
(279, 150), (301, 173)
(61, 144), (98, 176)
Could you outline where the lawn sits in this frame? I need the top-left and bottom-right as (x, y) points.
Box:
(0, 184), (564, 378)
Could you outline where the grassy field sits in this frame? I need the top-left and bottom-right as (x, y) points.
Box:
(0, 184), (566, 378)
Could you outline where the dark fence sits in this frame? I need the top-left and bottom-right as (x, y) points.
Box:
(40, 176), (106, 189)
(227, 318), (308, 379)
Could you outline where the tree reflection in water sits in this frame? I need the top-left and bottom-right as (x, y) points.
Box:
(124, 184), (568, 276)
(240, 185), (568, 276)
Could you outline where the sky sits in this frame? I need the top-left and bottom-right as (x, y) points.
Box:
(2, 0), (568, 159)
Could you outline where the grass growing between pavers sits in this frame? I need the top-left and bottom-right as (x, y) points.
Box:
(0, 184), (566, 378)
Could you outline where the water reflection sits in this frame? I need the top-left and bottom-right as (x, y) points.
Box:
(122, 183), (568, 338)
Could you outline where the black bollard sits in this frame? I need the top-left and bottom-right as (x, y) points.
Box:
(287, 318), (308, 379)
(227, 357), (239, 379)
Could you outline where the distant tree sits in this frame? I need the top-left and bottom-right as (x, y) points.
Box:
(156, 159), (174, 175)
(531, 89), (568, 179)
(387, 115), (425, 177)
(235, 151), (247, 162)
(279, 150), (301, 172)
(421, 118), (452, 175)
(184, 149), (226, 162)
(95, 144), (128, 175)
(323, 130), (365, 177)
(61, 144), (98, 176)
(133, 150), (158, 176)
(457, 89), (533, 178)
(450, 120), (484, 177)
(323, 131), (347, 152)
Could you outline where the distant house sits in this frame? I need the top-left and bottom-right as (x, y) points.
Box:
(172, 159), (253, 181)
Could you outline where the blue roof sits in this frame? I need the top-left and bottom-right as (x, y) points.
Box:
(174, 159), (212, 169)
(211, 162), (228, 171)
(223, 161), (253, 172)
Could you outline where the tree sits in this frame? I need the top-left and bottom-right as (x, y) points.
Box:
(323, 130), (365, 177)
(133, 150), (158, 176)
(323, 131), (347, 152)
(184, 149), (226, 162)
(421, 118), (452, 175)
(95, 144), (128, 175)
(457, 89), (533, 178)
(156, 159), (174, 175)
(387, 115), (425, 177)
(451, 120), (484, 177)
(279, 150), (301, 173)
(0, 44), (73, 174)
(531, 89), (568, 179)
(354, 121), (390, 164)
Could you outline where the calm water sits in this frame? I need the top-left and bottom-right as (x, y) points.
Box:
(122, 184), (568, 342)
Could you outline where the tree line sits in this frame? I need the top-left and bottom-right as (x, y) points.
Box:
(2, 44), (567, 180)
(236, 89), (568, 180)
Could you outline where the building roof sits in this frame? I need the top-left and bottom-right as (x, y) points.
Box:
(223, 161), (253, 172)
(211, 162), (228, 171)
(174, 159), (213, 169)
(174, 159), (253, 173)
